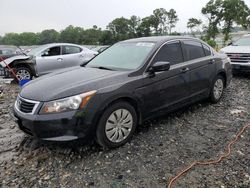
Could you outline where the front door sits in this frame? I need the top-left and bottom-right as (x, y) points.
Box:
(137, 41), (190, 117)
(36, 46), (64, 76)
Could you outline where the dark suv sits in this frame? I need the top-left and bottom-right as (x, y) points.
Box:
(14, 36), (232, 148)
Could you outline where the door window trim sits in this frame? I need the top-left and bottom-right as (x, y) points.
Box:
(40, 45), (62, 57)
(62, 45), (83, 55)
(144, 39), (185, 74)
(181, 40), (211, 62)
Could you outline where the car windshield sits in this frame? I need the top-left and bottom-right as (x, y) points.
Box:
(27, 44), (50, 56)
(86, 42), (155, 70)
(233, 36), (250, 46)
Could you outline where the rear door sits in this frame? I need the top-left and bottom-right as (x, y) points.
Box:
(36, 46), (63, 76)
(140, 40), (191, 116)
(61, 45), (84, 68)
(182, 40), (216, 97)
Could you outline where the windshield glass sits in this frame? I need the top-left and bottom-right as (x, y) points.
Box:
(86, 42), (155, 70)
(27, 44), (50, 56)
(233, 36), (250, 46)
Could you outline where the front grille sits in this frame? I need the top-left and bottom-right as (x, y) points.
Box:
(16, 97), (37, 114)
(226, 53), (250, 63)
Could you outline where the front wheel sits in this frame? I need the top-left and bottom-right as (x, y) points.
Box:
(210, 75), (225, 103)
(15, 67), (32, 81)
(96, 102), (137, 148)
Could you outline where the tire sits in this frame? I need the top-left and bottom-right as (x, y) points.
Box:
(15, 67), (32, 81)
(210, 75), (225, 103)
(96, 101), (137, 148)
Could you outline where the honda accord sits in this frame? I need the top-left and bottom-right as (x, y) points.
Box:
(14, 36), (232, 148)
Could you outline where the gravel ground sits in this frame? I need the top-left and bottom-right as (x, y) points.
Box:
(0, 75), (249, 188)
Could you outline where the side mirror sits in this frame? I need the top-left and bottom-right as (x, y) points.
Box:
(149, 61), (170, 73)
(41, 51), (49, 57)
(227, 42), (233, 46)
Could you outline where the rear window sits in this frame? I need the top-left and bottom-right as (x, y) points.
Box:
(184, 41), (205, 61)
(62, 46), (82, 55)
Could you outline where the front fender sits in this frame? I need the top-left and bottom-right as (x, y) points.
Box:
(0, 55), (30, 67)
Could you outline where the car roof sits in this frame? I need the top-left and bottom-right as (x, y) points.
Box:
(121, 36), (200, 44)
(45, 43), (84, 48)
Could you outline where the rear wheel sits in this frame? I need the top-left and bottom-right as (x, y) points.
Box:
(96, 102), (137, 148)
(210, 75), (225, 103)
(15, 67), (32, 81)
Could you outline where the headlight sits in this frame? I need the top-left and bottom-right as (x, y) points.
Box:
(40, 90), (97, 114)
(219, 50), (225, 54)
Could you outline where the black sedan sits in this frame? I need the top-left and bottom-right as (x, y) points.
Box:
(14, 36), (232, 148)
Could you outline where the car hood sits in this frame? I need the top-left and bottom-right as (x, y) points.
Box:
(221, 46), (250, 54)
(0, 55), (30, 67)
(20, 67), (127, 101)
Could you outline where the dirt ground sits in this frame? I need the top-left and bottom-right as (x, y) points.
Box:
(0, 75), (249, 188)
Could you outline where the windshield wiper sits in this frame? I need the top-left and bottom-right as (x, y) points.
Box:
(90, 66), (115, 71)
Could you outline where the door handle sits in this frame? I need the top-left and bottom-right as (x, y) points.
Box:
(180, 67), (189, 73)
(209, 59), (215, 64)
(57, 58), (63, 61)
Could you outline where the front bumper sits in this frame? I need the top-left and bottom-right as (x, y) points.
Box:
(231, 63), (250, 72)
(13, 107), (95, 141)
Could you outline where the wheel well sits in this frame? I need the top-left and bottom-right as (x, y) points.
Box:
(217, 71), (227, 87)
(96, 97), (142, 127)
(9, 62), (34, 76)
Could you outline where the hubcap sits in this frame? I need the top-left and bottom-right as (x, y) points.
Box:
(213, 79), (224, 100)
(16, 69), (31, 80)
(105, 109), (133, 143)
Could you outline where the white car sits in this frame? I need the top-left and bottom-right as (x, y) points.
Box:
(220, 34), (250, 73)
(0, 43), (98, 80)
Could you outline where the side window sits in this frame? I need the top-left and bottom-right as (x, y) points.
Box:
(42, 46), (61, 57)
(203, 44), (212, 56)
(62, 46), (82, 55)
(184, 41), (205, 61)
(153, 41), (184, 65)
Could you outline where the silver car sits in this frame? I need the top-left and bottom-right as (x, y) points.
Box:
(0, 43), (98, 80)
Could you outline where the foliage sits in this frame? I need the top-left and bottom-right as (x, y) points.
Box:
(187, 18), (203, 35)
(202, 0), (250, 43)
(38, 29), (59, 44)
(166, 9), (179, 34)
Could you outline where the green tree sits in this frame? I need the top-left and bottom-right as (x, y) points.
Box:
(2, 33), (21, 45)
(150, 8), (168, 35)
(18, 32), (38, 45)
(187, 18), (203, 35)
(166, 9), (179, 34)
(202, 0), (250, 43)
(128, 15), (141, 38)
(202, 0), (223, 40)
(107, 17), (130, 42)
(38, 29), (60, 44)
(221, 0), (250, 43)
(137, 17), (152, 37)
(100, 30), (115, 45)
(82, 26), (103, 45)
(60, 25), (84, 44)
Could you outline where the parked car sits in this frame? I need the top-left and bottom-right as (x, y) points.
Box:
(13, 36), (232, 148)
(0, 43), (98, 80)
(220, 34), (250, 73)
(0, 47), (19, 60)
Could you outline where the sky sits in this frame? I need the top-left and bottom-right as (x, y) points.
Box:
(0, 0), (250, 36)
